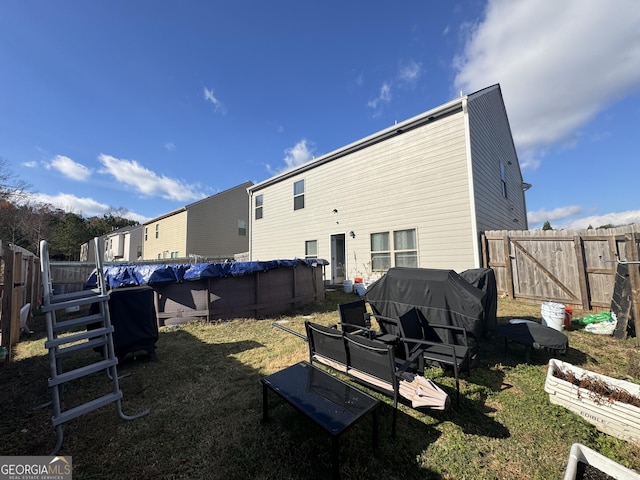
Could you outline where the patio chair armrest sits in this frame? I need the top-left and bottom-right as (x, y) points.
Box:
(370, 314), (400, 334)
(428, 324), (469, 346)
(400, 336), (459, 361)
(338, 322), (377, 339)
(372, 314), (398, 324)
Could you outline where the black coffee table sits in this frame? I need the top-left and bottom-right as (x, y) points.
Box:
(261, 361), (380, 479)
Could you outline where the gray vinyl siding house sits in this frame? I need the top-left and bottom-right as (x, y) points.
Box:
(142, 181), (253, 261)
(247, 84), (527, 284)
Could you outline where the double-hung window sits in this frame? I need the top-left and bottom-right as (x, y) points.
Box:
(293, 180), (305, 210)
(370, 228), (417, 271)
(393, 229), (417, 267)
(370, 232), (391, 271)
(255, 194), (263, 220)
(305, 240), (317, 259)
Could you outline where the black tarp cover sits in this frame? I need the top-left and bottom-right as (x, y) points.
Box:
(460, 268), (498, 334)
(365, 267), (487, 344)
(89, 286), (158, 359)
(84, 258), (329, 289)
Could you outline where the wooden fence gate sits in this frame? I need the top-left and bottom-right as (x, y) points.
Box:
(481, 225), (640, 344)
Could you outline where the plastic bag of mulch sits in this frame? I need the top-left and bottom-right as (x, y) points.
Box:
(572, 312), (613, 325)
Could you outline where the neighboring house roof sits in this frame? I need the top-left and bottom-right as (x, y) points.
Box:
(105, 224), (142, 236)
(143, 181), (254, 226)
(142, 206), (187, 226)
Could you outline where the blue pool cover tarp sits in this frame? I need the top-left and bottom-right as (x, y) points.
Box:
(85, 258), (328, 289)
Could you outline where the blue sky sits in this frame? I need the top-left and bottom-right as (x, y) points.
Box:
(1, 0), (639, 229)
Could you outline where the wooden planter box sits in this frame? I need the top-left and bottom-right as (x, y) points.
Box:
(545, 359), (640, 443)
(563, 443), (640, 480)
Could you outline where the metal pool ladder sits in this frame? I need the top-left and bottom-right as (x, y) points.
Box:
(40, 237), (149, 455)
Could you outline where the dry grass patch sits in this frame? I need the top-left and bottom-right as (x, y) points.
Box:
(1, 289), (639, 479)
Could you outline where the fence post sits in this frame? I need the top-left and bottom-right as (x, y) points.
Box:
(625, 233), (640, 346)
(10, 251), (23, 345)
(503, 233), (515, 299)
(573, 235), (591, 310)
(480, 233), (489, 268)
(1, 245), (15, 358)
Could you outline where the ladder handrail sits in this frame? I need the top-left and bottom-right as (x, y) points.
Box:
(39, 236), (148, 455)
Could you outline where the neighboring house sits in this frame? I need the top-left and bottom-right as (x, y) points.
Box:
(79, 239), (95, 263)
(104, 225), (144, 262)
(79, 225), (143, 262)
(247, 84), (528, 284)
(142, 181), (253, 261)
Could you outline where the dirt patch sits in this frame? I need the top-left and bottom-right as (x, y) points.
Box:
(576, 461), (615, 480)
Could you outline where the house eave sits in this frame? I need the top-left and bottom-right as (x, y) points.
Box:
(249, 96), (465, 193)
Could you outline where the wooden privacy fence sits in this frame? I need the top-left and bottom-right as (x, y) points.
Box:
(0, 241), (40, 357)
(481, 225), (640, 342)
(46, 261), (97, 295)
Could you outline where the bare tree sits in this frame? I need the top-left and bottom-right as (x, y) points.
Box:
(0, 157), (30, 200)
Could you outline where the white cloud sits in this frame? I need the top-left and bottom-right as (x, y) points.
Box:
(557, 210), (640, 230)
(23, 161), (37, 168)
(28, 192), (110, 217)
(367, 82), (392, 112)
(203, 86), (226, 114)
(45, 155), (91, 181)
(367, 60), (420, 115)
(164, 142), (175, 152)
(97, 154), (206, 202)
(454, 0), (640, 168)
(398, 60), (422, 85)
(527, 205), (583, 226)
(527, 205), (640, 230)
(266, 139), (316, 175)
(26, 192), (149, 222)
(284, 139), (315, 169)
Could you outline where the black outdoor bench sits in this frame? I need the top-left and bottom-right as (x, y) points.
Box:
(272, 321), (450, 438)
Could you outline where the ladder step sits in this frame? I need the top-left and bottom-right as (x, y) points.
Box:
(51, 391), (123, 427)
(42, 291), (108, 312)
(48, 358), (118, 387)
(46, 288), (102, 303)
(53, 313), (106, 333)
(54, 337), (108, 358)
(45, 326), (114, 349)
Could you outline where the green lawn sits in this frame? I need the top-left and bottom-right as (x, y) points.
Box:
(1, 290), (639, 479)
